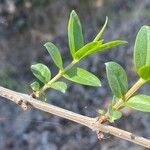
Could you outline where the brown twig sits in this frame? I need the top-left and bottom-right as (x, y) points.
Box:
(0, 86), (150, 148)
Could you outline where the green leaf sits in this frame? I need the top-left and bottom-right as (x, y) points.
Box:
(30, 81), (40, 91)
(134, 26), (150, 72)
(63, 67), (101, 86)
(93, 16), (108, 41)
(75, 40), (127, 60)
(108, 105), (122, 122)
(31, 63), (51, 84)
(109, 111), (122, 122)
(48, 81), (67, 93)
(44, 42), (63, 69)
(98, 109), (105, 115)
(74, 40), (103, 59)
(68, 10), (84, 58)
(125, 94), (150, 112)
(106, 62), (128, 98)
(138, 65), (150, 80)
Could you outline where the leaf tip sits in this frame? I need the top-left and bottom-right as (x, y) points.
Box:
(44, 42), (50, 48)
(122, 40), (128, 44)
(62, 90), (66, 93)
(71, 10), (77, 17)
(105, 62), (109, 67)
(31, 65), (33, 69)
(31, 64), (35, 70)
(98, 81), (102, 87)
(105, 16), (108, 23)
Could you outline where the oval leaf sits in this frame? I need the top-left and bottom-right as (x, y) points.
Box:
(134, 26), (150, 72)
(31, 63), (51, 84)
(98, 109), (106, 115)
(63, 67), (101, 86)
(106, 62), (128, 98)
(138, 65), (150, 81)
(108, 105), (122, 123)
(93, 16), (108, 41)
(75, 40), (127, 60)
(30, 81), (40, 91)
(68, 10), (84, 58)
(109, 111), (122, 122)
(44, 42), (63, 69)
(48, 81), (67, 93)
(125, 95), (150, 112)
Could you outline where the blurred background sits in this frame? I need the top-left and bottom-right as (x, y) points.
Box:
(0, 0), (150, 150)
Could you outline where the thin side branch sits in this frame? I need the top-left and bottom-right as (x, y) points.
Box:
(0, 86), (150, 148)
(99, 78), (146, 123)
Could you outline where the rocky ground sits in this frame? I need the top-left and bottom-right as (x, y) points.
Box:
(0, 0), (150, 150)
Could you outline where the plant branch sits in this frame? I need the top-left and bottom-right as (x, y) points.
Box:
(33, 59), (78, 97)
(113, 78), (146, 110)
(0, 86), (150, 148)
(99, 78), (146, 123)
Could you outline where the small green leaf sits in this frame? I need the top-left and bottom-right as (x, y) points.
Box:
(48, 81), (67, 93)
(134, 26), (150, 72)
(125, 95), (150, 112)
(106, 62), (128, 98)
(68, 10), (84, 58)
(31, 63), (51, 84)
(63, 67), (101, 86)
(98, 109), (105, 115)
(75, 40), (127, 60)
(44, 42), (63, 69)
(93, 16), (108, 41)
(30, 81), (40, 91)
(138, 65), (150, 81)
(108, 105), (122, 122)
(110, 111), (122, 122)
